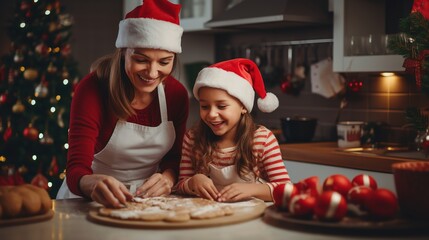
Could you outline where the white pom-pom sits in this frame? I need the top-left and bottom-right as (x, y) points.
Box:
(257, 92), (279, 113)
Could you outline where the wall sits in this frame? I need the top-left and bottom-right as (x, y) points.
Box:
(194, 27), (429, 146)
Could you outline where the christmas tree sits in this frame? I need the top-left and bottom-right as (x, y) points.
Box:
(0, 0), (79, 198)
(388, 0), (429, 95)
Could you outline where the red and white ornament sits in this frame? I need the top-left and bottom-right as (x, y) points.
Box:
(23, 124), (39, 141)
(314, 191), (348, 221)
(273, 182), (298, 211)
(322, 174), (352, 198)
(289, 194), (316, 218)
(347, 185), (373, 216)
(366, 188), (399, 220)
(351, 174), (378, 190)
(294, 176), (321, 197)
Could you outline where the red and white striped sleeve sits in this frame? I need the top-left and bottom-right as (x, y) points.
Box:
(254, 126), (291, 195)
(174, 130), (196, 194)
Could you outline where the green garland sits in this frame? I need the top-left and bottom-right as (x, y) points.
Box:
(388, 11), (429, 95)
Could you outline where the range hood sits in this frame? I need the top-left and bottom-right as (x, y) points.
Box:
(205, 0), (332, 29)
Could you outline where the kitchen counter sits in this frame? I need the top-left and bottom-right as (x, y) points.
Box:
(280, 142), (426, 173)
(0, 199), (427, 240)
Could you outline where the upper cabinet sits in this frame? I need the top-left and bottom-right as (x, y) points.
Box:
(332, 0), (405, 72)
(172, 0), (228, 32)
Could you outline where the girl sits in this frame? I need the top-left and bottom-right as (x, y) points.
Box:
(175, 58), (291, 202)
(56, 0), (189, 208)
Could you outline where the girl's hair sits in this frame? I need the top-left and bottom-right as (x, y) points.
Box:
(91, 49), (178, 120)
(190, 112), (259, 181)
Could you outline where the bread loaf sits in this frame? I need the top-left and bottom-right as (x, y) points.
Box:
(0, 184), (52, 219)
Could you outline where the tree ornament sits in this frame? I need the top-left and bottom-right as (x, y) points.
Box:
(20, 1), (30, 11)
(314, 191), (348, 222)
(57, 108), (65, 128)
(351, 174), (378, 190)
(366, 188), (399, 220)
(23, 123), (39, 141)
(289, 194), (316, 218)
(8, 69), (15, 84)
(322, 174), (352, 198)
(273, 182), (298, 211)
(61, 43), (72, 57)
(47, 62), (57, 74)
(347, 185), (373, 216)
(23, 68), (39, 81)
(48, 156), (59, 176)
(3, 121), (12, 142)
(59, 169), (66, 180)
(35, 82), (49, 98)
(61, 68), (70, 79)
(0, 92), (8, 105)
(35, 43), (49, 56)
(12, 99), (26, 113)
(31, 173), (49, 190)
(40, 130), (54, 145)
(13, 50), (24, 63)
(294, 176), (321, 197)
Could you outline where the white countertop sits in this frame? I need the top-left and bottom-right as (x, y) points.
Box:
(0, 199), (427, 240)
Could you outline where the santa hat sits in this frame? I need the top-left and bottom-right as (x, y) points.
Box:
(115, 0), (183, 53)
(193, 58), (279, 113)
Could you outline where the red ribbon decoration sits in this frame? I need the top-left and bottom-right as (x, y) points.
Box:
(412, 0), (429, 20)
(402, 49), (429, 88)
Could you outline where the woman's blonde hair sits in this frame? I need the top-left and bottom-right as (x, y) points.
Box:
(190, 113), (259, 181)
(91, 49), (178, 119)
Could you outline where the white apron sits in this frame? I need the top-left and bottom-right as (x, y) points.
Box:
(209, 163), (266, 190)
(57, 84), (175, 199)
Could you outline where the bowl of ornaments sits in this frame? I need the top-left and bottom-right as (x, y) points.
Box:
(263, 174), (429, 234)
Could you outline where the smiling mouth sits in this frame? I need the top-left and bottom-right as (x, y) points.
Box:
(138, 74), (156, 83)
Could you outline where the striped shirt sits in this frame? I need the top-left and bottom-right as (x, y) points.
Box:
(175, 126), (290, 197)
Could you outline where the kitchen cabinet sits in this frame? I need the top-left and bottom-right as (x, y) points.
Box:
(123, 0), (227, 32)
(171, 0), (228, 32)
(332, 0), (404, 72)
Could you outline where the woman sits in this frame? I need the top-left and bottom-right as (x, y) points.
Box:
(57, 0), (189, 208)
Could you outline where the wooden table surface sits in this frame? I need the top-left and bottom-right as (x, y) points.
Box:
(280, 142), (426, 173)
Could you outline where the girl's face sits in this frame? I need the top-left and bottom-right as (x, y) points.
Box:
(124, 48), (175, 96)
(198, 87), (246, 142)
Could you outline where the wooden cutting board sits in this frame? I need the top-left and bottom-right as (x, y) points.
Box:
(0, 209), (54, 227)
(87, 199), (267, 229)
(263, 205), (429, 235)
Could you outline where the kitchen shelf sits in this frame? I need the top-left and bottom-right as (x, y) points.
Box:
(332, 0), (405, 72)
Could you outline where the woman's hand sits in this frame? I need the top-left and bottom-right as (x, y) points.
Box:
(79, 174), (133, 208)
(135, 173), (174, 198)
(188, 174), (219, 201)
(135, 169), (175, 198)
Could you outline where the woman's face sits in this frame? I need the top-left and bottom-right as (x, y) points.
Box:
(198, 87), (246, 142)
(124, 48), (175, 96)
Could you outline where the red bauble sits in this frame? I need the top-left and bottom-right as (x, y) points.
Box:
(314, 191), (348, 221)
(294, 176), (321, 197)
(366, 188), (399, 220)
(347, 186), (373, 215)
(351, 174), (378, 190)
(0, 93), (8, 105)
(31, 173), (49, 190)
(289, 194), (316, 218)
(322, 174), (352, 198)
(273, 182), (298, 211)
(23, 125), (39, 141)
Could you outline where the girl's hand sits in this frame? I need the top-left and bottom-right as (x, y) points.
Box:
(80, 174), (133, 208)
(217, 183), (256, 202)
(135, 172), (174, 198)
(188, 174), (219, 201)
